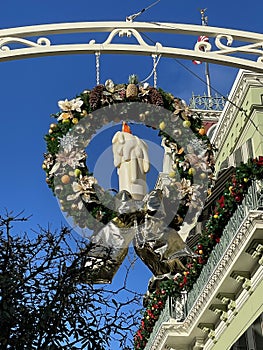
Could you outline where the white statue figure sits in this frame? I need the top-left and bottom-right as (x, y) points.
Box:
(112, 122), (150, 200)
(161, 138), (173, 173)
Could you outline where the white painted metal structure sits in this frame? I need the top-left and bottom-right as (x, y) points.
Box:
(1, 21), (263, 73)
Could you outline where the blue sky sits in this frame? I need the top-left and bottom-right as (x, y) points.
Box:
(0, 0), (262, 331)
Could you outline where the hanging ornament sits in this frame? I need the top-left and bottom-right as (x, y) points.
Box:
(61, 175), (71, 184)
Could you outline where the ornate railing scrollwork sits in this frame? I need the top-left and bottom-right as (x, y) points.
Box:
(215, 34), (263, 63)
(0, 36), (51, 52)
(215, 34), (233, 50)
(103, 28), (151, 47)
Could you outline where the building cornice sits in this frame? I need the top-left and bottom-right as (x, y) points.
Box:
(210, 70), (263, 152)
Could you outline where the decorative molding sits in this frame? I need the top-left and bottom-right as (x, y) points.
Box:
(198, 324), (217, 343)
(198, 323), (215, 332)
(230, 271), (253, 293)
(246, 240), (263, 262)
(211, 70), (263, 154)
(192, 337), (205, 350)
(216, 293), (237, 314)
(209, 304), (227, 313)
(230, 270), (251, 281)
(209, 305), (229, 324)
(216, 292), (235, 303)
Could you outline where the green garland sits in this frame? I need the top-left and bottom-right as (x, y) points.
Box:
(134, 156), (263, 350)
(43, 79), (215, 232)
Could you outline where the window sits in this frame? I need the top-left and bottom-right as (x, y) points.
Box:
(230, 313), (263, 350)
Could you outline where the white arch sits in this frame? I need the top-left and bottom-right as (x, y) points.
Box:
(0, 21), (263, 72)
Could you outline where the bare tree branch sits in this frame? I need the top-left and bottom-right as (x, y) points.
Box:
(0, 212), (141, 349)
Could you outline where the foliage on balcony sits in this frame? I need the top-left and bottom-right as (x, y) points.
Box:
(134, 156), (263, 350)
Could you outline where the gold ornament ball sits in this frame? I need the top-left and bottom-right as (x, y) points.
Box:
(169, 171), (176, 178)
(198, 127), (206, 136)
(199, 172), (207, 180)
(62, 119), (70, 124)
(183, 120), (191, 128)
(213, 214), (219, 219)
(159, 121), (166, 130)
(61, 175), (71, 184)
(48, 129), (53, 134)
(71, 203), (78, 210)
(42, 163), (47, 170)
(74, 169), (81, 177)
(72, 118), (79, 124)
(50, 123), (57, 130)
(81, 110), (88, 117)
(188, 167), (196, 176)
(243, 178), (249, 183)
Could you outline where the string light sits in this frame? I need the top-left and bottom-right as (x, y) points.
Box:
(140, 54), (162, 87)
(95, 52), (100, 86)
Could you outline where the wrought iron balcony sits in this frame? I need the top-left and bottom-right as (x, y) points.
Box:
(144, 180), (263, 350)
(189, 93), (226, 111)
(186, 179), (262, 312)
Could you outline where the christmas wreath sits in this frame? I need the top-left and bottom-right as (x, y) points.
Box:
(42, 76), (215, 233)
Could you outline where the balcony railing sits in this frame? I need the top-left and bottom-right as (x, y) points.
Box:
(144, 299), (170, 350)
(189, 93), (226, 111)
(145, 180), (263, 349)
(186, 180), (262, 312)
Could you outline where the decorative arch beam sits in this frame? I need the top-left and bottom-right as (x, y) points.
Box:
(0, 21), (263, 73)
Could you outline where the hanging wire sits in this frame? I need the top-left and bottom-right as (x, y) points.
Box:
(140, 54), (162, 87)
(95, 52), (100, 85)
(140, 31), (263, 138)
(126, 0), (161, 22)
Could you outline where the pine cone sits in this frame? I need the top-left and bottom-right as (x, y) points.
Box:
(148, 87), (164, 106)
(89, 84), (104, 110)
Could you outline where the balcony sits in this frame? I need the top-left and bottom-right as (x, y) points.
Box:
(145, 180), (263, 350)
